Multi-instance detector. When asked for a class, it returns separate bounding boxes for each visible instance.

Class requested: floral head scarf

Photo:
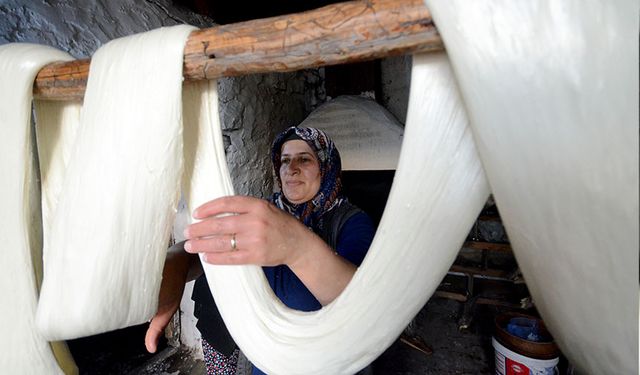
[271,126,345,230]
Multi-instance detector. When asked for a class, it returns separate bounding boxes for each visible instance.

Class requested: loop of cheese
[0,43,78,375]
[425,1,638,373]
[35,25,196,340]
[183,53,489,374]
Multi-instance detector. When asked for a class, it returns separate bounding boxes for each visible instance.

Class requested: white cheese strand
[36,25,196,340]
[34,100,82,255]
[425,1,639,374]
[0,43,77,374]
[183,53,489,374]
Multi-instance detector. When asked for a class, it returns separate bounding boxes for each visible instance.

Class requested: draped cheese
[4,3,633,373]
[35,25,196,340]
[0,43,78,375]
[181,53,489,374]
[425,1,639,373]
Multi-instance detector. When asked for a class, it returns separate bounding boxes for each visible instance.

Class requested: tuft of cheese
[181,53,490,374]
[425,1,639,373]
[0,43,78,375]
[35,25,196,340]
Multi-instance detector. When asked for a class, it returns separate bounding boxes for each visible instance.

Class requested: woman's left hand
[183,195,315,267]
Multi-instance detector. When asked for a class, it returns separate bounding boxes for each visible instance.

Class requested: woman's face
[279,140,322,204]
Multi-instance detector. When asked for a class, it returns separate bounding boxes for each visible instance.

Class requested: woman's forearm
[167,240,202,282]
[286,233,357,306]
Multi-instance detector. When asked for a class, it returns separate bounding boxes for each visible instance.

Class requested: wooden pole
[33,0,442,101]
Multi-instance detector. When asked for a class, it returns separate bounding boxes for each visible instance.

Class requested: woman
[145,127,375,374]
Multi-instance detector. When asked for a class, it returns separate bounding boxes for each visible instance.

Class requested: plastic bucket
[493,337,559,375]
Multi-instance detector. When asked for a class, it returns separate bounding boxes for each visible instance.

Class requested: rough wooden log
[33,0,442,101]
[463,241,512,253]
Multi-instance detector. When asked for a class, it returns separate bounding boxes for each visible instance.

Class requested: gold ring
[230,233,237,251]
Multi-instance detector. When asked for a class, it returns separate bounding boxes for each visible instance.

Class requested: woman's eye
[281,158,290,165]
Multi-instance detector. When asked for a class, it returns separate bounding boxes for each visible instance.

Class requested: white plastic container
[493,337,559,375]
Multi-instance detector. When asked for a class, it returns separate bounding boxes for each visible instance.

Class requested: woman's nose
[287,160,300,174]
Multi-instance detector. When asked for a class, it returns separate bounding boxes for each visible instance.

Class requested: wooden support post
[33,0,442,101]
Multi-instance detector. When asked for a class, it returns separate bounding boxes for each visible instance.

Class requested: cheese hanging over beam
[35,25,196,340]
[182,52,490,374]
[1,0,635,373]
[425,0,639,373]
[0,43,78,375]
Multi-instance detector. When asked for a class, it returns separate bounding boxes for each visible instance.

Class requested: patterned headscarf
[271,126,345,230]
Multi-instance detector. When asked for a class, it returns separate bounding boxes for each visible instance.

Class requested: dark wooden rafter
[32,0,442,101]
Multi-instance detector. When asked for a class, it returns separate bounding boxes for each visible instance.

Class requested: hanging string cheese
[425,1,639,373]
[36,25,196,340]
[34,99,82,253]
[3,4,634,372]
[180,53,489,374]
[0,43,78,374]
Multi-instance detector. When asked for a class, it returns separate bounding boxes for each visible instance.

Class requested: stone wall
[220,69,326,197]
[0,0,212,58]
[380,55,412,125]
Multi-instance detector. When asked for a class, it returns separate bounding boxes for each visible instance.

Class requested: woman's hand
[183,195,357,305]
[183,196,313,267]
[145,241,197,353]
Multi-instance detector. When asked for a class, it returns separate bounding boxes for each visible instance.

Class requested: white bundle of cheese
[0,43,78,374]
[36,25,196,340]
[425,0,639,373]
[184,53,490,374]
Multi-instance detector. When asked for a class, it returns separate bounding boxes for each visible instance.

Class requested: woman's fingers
[184,233,259,265]
[145,318,165,353]
[185,196,269,239]
[184,214,240,240]
[184,234,238,253]
[192,195,260,219]
[202,250,253,265]
[145,296,180,353]
[184,195,306,266]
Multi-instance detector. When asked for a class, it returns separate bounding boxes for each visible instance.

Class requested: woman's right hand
[145,241,196,353]
[183,196,357,305]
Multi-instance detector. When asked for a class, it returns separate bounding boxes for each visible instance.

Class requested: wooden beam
[449,265,511,279]
[32,0,442,101]
[463,241,512,253]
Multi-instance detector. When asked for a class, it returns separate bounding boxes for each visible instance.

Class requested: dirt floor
[68,296,503,375]
[371,298,496,375]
